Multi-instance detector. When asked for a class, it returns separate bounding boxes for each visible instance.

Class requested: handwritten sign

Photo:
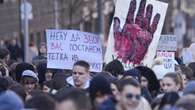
[157,35,177,51]
[46,29,103,72]
[157,51,175,72]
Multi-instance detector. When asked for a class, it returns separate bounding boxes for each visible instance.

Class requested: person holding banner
[66,60,91,90]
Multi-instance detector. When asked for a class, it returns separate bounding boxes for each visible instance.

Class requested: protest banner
[157,35,177,51]
[104,0,168,69]
[156,51,175,72]
[46,29,103,72]
[182,48,193,64]
[182,43,195,64]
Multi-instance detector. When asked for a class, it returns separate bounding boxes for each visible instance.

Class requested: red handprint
[113,0,160,64]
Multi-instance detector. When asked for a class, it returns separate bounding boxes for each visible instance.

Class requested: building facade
[1,0,195,48]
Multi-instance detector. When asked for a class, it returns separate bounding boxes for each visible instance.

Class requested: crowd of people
[1,41,195,110]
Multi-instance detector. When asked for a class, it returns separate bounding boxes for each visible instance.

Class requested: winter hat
[15,62,35,82]
[22,70,39,82]
[98,72,117,83]
[183,81,195,95]
[123,68,141,82]
[89,74,112,103]
[0,90,24,110]
[104,59,124,77]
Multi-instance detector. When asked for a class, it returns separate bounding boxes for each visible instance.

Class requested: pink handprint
[113,0,160,64]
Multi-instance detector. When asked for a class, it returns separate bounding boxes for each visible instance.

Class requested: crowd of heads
[1,43,195,110]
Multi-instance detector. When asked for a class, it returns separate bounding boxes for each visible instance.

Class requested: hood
[66,76,90,89]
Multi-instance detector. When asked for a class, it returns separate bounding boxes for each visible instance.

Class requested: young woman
[162,72,182,93]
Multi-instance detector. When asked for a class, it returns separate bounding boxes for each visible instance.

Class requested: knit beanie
[89,75,112,103]
[104,59,124,77]
[123,68,141,83]
[22,70,39,82]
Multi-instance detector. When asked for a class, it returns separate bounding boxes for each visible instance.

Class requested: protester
[9,84,26,102]
[183,81,195,95]
[66,60,91,90]
[42,80,57,95]
[162,72,182,93]
[0,62,9,77]
[32,42,47,66]
[136,66,160,97]
[0,90,24,110]
[15,62,35,82]
[89,74,115,110]
[45,69,54,81]
[122,68,141,82]
[36,62,47,86]
[55,88,92,110]
[28,41,38,63]
[179,65,194,88]
[6,38,22,61]
[93,71,118,99]
[25,92,55,110]
[174,95,195,110]
[0,77,9,92]
[104,59,124,79]
[158,92,180,110]
[116,78,151,110]
[122,68,153,102]
[110,78,119,98]
[52,72,68,90]
[0,48,10,68]
[20,70,39,97]
[9,62,19,80]
[0,77,24,110]
[152,72,182,110]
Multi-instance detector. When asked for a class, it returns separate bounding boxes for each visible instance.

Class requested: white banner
[46,29,103,72]
[157,51,175,72]
[104,0,168,68]
[157,35,177,51]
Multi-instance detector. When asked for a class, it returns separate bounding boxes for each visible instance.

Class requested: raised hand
[113,0,160,64]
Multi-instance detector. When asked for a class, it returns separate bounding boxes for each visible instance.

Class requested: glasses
[126,93,141,100]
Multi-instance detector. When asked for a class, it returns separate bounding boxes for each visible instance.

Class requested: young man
[66,60,90,89]
[116,78,151,110]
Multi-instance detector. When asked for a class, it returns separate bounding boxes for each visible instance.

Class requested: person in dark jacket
[122,68,153,102]
[89,74,116,110]
[136,66,160,97]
